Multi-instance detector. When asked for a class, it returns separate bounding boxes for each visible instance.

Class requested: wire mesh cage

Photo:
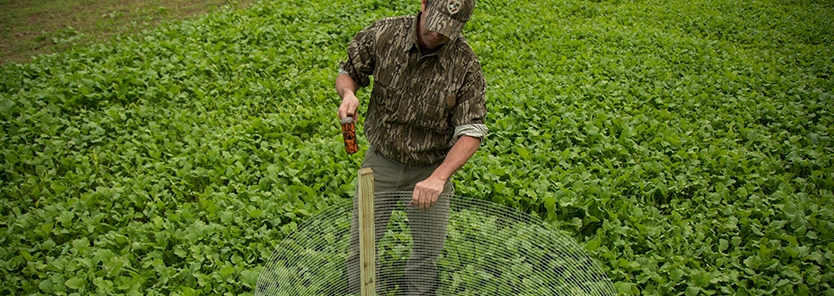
[256,192,616,295]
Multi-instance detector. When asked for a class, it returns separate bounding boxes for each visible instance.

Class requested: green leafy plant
[1,0,832,295]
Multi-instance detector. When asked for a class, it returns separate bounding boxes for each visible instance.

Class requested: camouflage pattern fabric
[339,14,487,166]
[425,0,476,40]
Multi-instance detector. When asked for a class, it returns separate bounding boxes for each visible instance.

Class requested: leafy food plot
[1,0,833,295]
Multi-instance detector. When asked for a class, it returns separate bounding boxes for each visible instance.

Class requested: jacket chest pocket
[373,81,455,133]
[371,81,399,115]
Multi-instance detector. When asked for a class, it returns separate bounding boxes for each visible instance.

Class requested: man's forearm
[336,73,359,99]
[429,135,481,182]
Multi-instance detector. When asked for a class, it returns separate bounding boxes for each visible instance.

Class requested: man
[336,0,486,294]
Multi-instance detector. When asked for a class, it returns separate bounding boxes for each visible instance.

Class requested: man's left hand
[411,177,445,210]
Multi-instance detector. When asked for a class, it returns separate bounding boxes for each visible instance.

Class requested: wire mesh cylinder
[256,192,616,295]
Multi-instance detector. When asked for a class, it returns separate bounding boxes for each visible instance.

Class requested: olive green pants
[346,146,453,295]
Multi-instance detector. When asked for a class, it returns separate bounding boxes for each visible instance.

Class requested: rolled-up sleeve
[338,25,377,88]
[453,123,489,143]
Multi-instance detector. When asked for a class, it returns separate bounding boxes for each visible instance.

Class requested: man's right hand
[337,93,360,121]
[336,73,361,121]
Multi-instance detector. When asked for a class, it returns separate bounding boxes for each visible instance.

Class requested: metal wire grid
[256,192,616,295]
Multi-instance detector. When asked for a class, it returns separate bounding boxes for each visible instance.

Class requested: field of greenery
[1,0,832,295]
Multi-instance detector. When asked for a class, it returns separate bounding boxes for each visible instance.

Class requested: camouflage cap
[425,0,476,40]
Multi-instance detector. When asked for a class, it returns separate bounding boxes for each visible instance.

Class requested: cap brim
[425,5,465,40]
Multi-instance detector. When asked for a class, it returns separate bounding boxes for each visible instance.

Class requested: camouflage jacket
[339,13,487,166]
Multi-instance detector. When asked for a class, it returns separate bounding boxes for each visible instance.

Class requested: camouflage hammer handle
[341,117,359,155]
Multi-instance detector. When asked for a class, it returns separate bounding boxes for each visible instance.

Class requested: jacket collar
[406,12,455,68]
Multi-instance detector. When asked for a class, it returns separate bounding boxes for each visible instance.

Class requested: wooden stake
[357,168,375,296]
